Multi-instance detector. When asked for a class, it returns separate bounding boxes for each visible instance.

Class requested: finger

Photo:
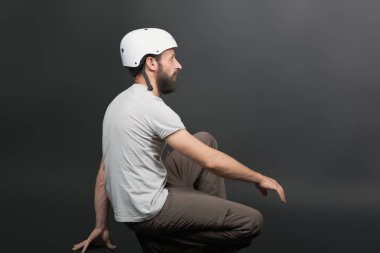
[276,186,286,203]
[106,240,117,249]
[279,185,286,202]
[72,241,85,251]
[81,241,90,253]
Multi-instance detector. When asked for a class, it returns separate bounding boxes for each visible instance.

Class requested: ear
[145,56,158,72]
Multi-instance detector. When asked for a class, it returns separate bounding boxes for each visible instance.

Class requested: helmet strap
[142,66,153,91]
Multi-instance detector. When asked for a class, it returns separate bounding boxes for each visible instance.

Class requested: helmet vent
[121,48,124,53]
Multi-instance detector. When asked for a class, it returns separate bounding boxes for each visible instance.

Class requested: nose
[175,58,182,70]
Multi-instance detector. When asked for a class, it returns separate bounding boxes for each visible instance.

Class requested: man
[73,28,286,253]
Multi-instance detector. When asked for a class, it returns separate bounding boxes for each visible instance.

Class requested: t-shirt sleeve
[145,100,186,140]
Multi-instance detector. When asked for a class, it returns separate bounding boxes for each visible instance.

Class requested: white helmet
[120,28,178,67]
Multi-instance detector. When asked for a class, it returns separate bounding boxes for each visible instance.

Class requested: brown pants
[125,132,263,253]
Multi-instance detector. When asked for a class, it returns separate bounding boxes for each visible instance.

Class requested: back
[102,83,185,222]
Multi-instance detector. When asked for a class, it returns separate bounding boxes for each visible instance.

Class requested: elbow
[203,160,214,170]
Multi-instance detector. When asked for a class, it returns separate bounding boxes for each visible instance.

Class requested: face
[155,49,182,95]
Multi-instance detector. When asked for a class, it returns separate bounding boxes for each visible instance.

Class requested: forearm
[207,150,264,183]
[94,159,109,229]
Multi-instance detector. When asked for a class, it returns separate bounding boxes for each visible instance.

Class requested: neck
[135,74,160,97]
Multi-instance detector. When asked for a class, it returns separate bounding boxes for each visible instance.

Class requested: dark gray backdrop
[1,0,380,252]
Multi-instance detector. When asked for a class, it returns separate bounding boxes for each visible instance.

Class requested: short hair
[126,54,161,77]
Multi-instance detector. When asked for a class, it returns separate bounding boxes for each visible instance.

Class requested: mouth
[173,72,179,80]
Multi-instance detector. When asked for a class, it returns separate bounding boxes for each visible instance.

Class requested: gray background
[1,0,380,252]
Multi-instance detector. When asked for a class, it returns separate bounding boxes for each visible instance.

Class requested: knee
[194,131,218,148]
[239,209,263,240]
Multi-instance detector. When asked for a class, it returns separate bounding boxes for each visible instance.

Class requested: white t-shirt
[102,83,186,222]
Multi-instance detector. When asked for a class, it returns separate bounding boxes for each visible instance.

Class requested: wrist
[255,173,265,183]
[95,221,107,230]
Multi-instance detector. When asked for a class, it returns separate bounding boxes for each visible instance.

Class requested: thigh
[163,131,227,200]
[160,188,263,249]
[126,187,262,252]
[159,187,230,232]
[126,187,228,234]
[163,131,218,189]
[127,187,259,235]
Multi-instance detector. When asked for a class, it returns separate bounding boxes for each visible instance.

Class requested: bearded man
[73,28,286,253]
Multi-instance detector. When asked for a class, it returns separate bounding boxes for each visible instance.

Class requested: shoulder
[147,99,182,123]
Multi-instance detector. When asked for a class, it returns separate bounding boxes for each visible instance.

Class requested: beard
[156,66,179,95]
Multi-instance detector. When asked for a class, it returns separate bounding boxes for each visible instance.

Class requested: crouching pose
[73,28,286,253]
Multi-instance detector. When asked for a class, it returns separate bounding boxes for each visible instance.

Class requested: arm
[165,129,286,203]
[94,159,109,229]
[72,159,117,252]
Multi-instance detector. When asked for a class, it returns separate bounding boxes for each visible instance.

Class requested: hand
[255,175,286,203]
[72,227,117,253]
